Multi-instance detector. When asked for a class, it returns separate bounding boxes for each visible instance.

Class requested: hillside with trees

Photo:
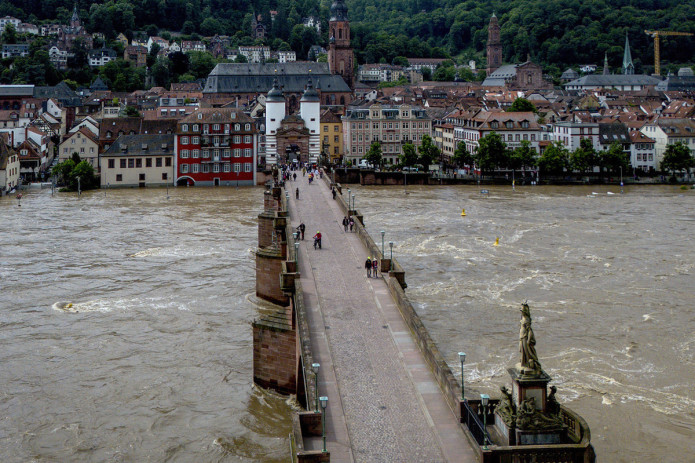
[1,0,694,75]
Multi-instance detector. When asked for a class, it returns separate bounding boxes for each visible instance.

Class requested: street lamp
[320,396,328,452]
[620,165,624,193]
[312,363,320,412]
[480,394,490,450]
[76,175,81,196]
[347,188,351,209]
[351,194,355,211]
[389,241,393,271]
[458,352,466,400]
[295,242,299,264]
[380,231,385,259]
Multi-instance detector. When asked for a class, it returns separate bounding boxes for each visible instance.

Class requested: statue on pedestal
[517,302,541,376]
[497,385,516,427]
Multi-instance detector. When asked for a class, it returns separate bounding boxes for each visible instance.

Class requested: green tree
[452,142,473,168]
[457,67,476,82]
[507,98,537,113]
[364,141,383,168]
[233,54,248,63]
[392,56,409,67]
[52,159,76,185]
[417,135,440,172]
[538,141,570,176]
[600,141,629,175]
[570,138,597,174]
[71,160,98,191]
[399,143,418,167]
[475,132,507,175]
[147,42,160,68]
[421,67,432,81]
[188,51,217,79]
[660,142,693,177]
[124,106,141,117]
[510,140,538,174]
[2,23,17,44]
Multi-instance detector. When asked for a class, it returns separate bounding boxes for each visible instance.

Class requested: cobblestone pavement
[287,172,476,463]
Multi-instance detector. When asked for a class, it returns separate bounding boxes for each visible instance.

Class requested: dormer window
[245,123,251,131]
[505,121,513,129]
[490,122,499,129]
[235,124,240,131]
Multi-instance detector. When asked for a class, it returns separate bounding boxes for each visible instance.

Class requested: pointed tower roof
[301,76,320,102]
[71,3,79,22]
[622,33,634,75]
[266,76,285,102]
[603,53,609,75]
[330,0,349,22]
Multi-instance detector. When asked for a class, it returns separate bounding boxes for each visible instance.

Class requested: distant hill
[3,0,694,74]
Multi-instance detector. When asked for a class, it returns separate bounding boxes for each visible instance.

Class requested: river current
[0,188,292,462]
[1,185,693,462]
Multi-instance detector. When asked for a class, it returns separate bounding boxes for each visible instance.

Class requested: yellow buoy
[66,303,73,308]
[493,237,499,246]
[461,208,466,216]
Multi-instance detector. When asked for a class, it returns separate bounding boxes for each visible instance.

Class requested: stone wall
[252,308,297,394]
[256,244,289,306]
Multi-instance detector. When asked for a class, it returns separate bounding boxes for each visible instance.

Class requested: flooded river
[0,187,292,462]
[2,184,693,462]
[358,184,695,463]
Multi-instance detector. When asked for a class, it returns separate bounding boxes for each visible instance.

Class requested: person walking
[295,187,299,199]
[342,216,349,232]
[365,256,372,278]
[349,217,354,232]
[293,172,297,181]
[372,257,378,278]
[299,223,305,240]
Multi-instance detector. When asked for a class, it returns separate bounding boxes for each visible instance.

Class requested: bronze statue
[516,396,564,430]
[518,302,541,374]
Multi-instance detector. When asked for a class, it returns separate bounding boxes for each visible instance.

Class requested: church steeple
[328,0,354,88]
[622,33,634,75]
[603,52,609,75]
[70,3,81,28]
[486,13,502,76]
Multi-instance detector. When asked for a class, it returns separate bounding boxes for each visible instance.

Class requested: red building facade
[175,108,257,186]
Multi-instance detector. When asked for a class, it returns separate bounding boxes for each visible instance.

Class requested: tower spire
[622,33,634,75]
[603,52,609,75]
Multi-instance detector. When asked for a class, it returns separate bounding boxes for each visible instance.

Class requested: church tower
[328,0,354,88]
[622,33,634,75]
[486,13,502,76]
[70,4,81,28]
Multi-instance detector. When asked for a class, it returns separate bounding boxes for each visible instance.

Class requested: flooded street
[358,184,695,462]
[0,187,292,462]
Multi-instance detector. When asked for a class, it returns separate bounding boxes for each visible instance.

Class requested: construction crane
[644,30,694,76]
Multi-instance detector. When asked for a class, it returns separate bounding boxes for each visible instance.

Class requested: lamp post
[389,241,393,271]
[458,352,466,400]
[295,242,299,264]
[480,394,490,450]
[351,194,355,211]
[76,175,81,196]
[380,230,385,259]
[320,396,328,452]
[620,165,623,193]
[312,363,320,412]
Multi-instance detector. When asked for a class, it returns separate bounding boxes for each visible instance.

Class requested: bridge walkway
[287,172,476,463]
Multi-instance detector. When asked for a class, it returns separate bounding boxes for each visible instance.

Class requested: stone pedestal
[509,368,551,412]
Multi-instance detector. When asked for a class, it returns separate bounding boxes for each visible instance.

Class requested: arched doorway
[176,176,195,186]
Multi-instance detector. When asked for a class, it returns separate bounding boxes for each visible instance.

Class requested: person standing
[365,256,372,278]
[342,216,349,232]
[372,258,378,278]
[349,217,354,232]
[299,223,305,240]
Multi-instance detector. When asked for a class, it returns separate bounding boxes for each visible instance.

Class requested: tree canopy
[660,142,694,175]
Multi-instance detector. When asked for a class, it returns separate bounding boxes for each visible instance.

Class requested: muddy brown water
[2,184,694,462]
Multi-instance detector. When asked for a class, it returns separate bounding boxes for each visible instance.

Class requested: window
[165,158,172,167]
[192,136,199,144]
[146,158,152,167]
[181,136,189,144]
[135,159,142,168]
[234,149,241,157]
[120,159,126,168]
[162,173,168,180]
[192,124,199,132]
[334,126,338,132]
[245,162,252,172]
[181,150,189,158]
[334,136,339,143]
[139,173,145,181]
[244,135,251,143]
[223,149,231,158]
[108,159,115,168]
[156,157,162,167]
[116,174,122,181]
[180,164,189,173]
[244,148,251,156]
[324,126,328,132]
[202,164,209,173]
[213,163,220,173]
[192,164,199,173]
[213,124,220,131]
[192,149,199,158]
[223,163,231,172]
[245,123,250,131]
[233,135,241,144]
[128,159,134,168]
[234,124,240,131]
